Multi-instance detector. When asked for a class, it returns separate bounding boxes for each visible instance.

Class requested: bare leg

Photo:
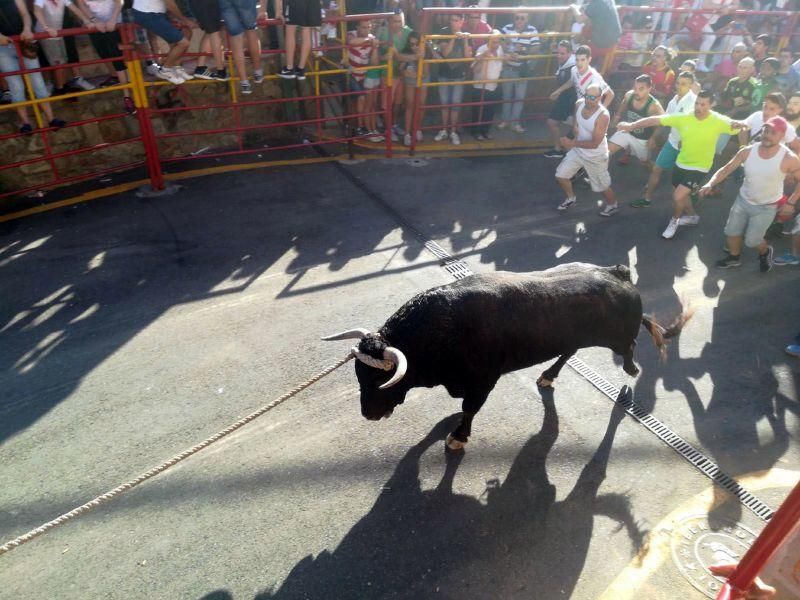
[602,187,616,206]
[245,29,262,73]
[284,24,297,69]
[297,26,312,70]
[557,176,574,200]
[230,34,247,80]
[672,184,692,219]
[162,38,190,68]
[644,165,663,201]
[547,118,564,150]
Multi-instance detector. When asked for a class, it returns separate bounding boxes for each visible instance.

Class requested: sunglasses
[585,94,599,101]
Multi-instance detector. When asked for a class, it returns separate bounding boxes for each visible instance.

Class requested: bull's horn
[379,346,408,389]
[321,328,371,341]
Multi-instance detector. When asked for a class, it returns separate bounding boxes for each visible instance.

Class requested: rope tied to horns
[0,352,355,557]
[351,346,394,370]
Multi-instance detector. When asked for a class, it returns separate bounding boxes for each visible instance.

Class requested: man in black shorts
[544,40,576,159]
[189,0,228,81]
[277,0,322,80]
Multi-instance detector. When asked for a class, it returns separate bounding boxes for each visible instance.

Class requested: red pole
[716,481,800,600]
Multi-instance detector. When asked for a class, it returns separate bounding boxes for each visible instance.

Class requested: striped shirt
[500,23,539,68]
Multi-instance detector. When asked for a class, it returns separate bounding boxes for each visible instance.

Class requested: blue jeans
[437,77,465,110]
[0,44,50,104]
[500,66,528,123]
[219,0,257,36]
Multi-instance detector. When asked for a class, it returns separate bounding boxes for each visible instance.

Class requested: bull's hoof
[446,434,466,451]
[537,375,554,388]
[623,363,640,377]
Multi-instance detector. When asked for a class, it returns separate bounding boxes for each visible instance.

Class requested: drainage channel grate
[331,158,774,522]
[568,356,774,522]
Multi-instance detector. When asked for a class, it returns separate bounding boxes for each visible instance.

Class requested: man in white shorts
[699,116,800,272]
[555,83,618,216]
[608,74,664,166]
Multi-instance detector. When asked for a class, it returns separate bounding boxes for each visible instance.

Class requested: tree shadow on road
[244,391,644,600]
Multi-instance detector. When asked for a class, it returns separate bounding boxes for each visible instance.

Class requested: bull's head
[322,328,408,421]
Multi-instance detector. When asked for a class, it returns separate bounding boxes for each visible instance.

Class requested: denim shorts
[655,141,680,170]
[220,0,257,36]
[131,9,184,45]
[724,194,778,248]
[437,77,465,108]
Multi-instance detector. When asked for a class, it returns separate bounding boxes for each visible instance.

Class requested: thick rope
[0,353,354,557]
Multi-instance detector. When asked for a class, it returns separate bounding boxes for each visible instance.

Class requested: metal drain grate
[568,356,774,522]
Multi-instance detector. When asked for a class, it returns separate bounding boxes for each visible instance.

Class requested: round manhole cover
[670,514,760,598]
[406,158,429,167]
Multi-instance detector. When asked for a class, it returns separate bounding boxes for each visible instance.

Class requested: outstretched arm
[617,115,663,132]
[699,146,750,195]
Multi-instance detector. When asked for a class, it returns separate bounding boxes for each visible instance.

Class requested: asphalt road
[1,153,798,599]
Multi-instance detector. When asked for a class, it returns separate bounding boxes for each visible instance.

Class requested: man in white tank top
[698,116,800,272]
[554,84,619,216]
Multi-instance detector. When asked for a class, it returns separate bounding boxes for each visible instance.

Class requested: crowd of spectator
[2,0,800,265]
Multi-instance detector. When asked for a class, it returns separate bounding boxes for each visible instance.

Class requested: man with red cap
[698,116,800,272]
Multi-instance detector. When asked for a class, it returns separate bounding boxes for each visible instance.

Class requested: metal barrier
[1,4,799,203]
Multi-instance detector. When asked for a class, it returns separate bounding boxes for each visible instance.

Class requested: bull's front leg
[537,351,576,388]
[447,389,491,451]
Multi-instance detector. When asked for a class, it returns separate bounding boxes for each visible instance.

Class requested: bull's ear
[321,328,371,341]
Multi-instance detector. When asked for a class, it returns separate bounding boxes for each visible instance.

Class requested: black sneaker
[294,67,306,81]
[19,123,33,135]
[278,67,296,79]
[212,69,230,81]
[715,254,742,269]
[759,245,774,273]
[194,66,215,80]
[48,118,67,130]
[543,148,565,158]
[355,126,368,136]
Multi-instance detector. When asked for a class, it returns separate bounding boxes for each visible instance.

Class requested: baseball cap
[764,116,788,135]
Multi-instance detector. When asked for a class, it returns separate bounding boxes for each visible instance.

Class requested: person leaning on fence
[433,12,471,146]
[0,0,66,133]
[631,70,698,208]
[220,0,264,93]
[608,74,665,167]
[346,19,381,140]
[74,0,136,115]
[498,11,539,134]
[618,89,747,239]
[378,10,412,143]
[277,0,322,81]
[185,0,229,84]
[702,116,800,272]
[544,39,576,159]
[463,6,490,54]
[131,0,195,85]
[400,30,431,146]
[32,0,96,94]
[469,30,503,141]
[555,83,619,217]
[573,0,620,69]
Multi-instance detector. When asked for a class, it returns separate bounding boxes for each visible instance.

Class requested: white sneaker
[558,197,576,211]
[450,131,461,145]
[367,130,384,142]
[434,129,448,142]
[403,133,411,146]
[662,217,680,239]
[71,76,95,91]
[678,214,700,226]
[156,67,185,85]
[510,123,526,133]
[174,66,194,81]
[497,121,508,129]
[416,130,423,142]
[145,63,161,77]
[599,203,619,217]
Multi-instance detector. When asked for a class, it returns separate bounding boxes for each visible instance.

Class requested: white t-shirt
[666,90,697,148]
[571,65,609,99]
[744,111,798,145]
[472,45,504,91]
[133,0,166,13]
[33,0,73,30]
[83,0,119,22]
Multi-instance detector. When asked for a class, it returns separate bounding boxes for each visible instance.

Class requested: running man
[630,70,697,208]
[608,74,664,166]
[555,83,618,216]
[617,90,747,239]
[700,116,800,272]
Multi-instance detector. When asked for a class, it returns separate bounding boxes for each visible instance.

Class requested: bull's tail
[641,302,694,360]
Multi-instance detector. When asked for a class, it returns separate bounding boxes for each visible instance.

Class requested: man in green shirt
[618,90,746,239]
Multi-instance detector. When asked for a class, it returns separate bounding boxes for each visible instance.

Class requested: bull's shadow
[254,392,644,599]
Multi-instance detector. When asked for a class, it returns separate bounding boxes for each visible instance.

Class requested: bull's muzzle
[322,328,408,389]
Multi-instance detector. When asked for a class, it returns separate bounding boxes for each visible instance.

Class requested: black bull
[324,263,690,450]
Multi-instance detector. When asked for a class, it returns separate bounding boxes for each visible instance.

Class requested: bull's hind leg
[537,351,576,388]
[447,388,492,451]
[620,340,639,377]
